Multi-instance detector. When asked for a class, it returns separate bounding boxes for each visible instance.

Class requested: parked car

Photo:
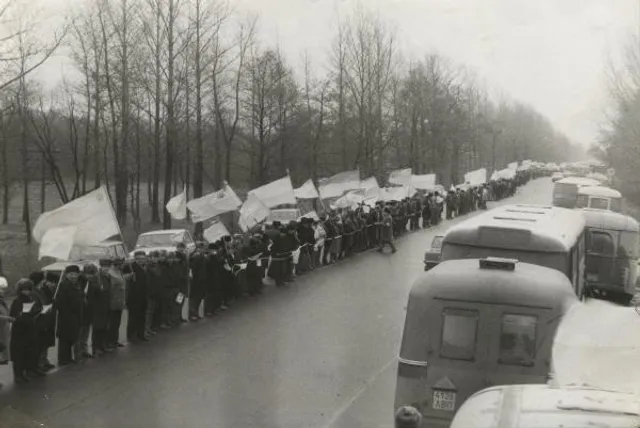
[551,171,564,182]
[42,240,129,280]
[130,229,196,257]
[423,235,444,271]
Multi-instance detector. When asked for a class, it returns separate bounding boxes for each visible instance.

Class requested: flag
[166,186,188,220]
[294,179,319,199]
[203,221,231,243]
[360,177,379,190]
[490,170,500,182]
[464,168,487,186]
[334,191,364,209]
[32,186,120,246]
[389,168,412,185]
[508,161,518,171]
[187,184,242,223]
[381,187,406,202]
[318,170,360,199]
[38,226,78,260]
[239,194,271,232]
[411,174,436,190]
[248,176,296,208]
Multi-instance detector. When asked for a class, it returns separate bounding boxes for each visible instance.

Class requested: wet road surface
[0,178,553,428]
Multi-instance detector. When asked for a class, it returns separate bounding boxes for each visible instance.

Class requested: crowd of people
[0,174,536,388]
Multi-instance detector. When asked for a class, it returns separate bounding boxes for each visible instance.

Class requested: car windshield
[136,232,183,248]
[68,245,112,261]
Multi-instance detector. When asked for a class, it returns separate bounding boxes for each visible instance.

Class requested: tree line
[0,0,582,240]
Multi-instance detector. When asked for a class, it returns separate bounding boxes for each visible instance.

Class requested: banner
[318,170,361,199]
[334,191,364,209]
[203,221,231,243]
[411,174,436,190]
[388,168,412,185]
[381,187,406,202]
[360,177,379,191]
[38,225,79,260]
[187,184,242,223]
[508,161,518,171]
[33,186,120,247]
[165,186,188,220]
[498,168,516,180]
[249,176,297,208]
[238,194,271,232]
[464,168,487,186]
[294,179,319,199]
[490,170,500,182]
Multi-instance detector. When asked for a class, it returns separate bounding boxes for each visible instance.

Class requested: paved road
[0,178,553,428]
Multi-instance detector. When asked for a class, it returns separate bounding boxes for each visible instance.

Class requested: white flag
[38,225,78,260]
[249,176,297,208]
[360,177,379,191]
[464,168,487,186]
[490,170,500,181]
[411,174,436,190]
[389,168,412,185]
[32,186,120,246]
[187,184,242,223]
[203,221,230,243]
[294,179,319,199]
[166,186,188,220]
[239,194,271,232]
[508,161,518,171]
[318,170,361,199]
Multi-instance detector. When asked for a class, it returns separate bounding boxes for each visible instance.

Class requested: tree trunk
[1,113,8,224]
[40,154,46,213]
[162,0,176,230]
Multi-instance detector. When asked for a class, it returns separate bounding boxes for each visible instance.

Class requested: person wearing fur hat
[378,208,397,253]
[394,406,422,428]
[0,276,12,367]
[55,265,84,366]
[10,278,43,383]
[30,271,56,370]
[88,260,112,355]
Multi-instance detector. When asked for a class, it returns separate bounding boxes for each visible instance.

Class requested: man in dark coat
[10,279,44,383]
[88,260,112,355]
[29,271,56,371]
[126,252,148,342]
[75,265,96,361]
[107,258,127,348]
[55,265,84,366]
[189,243,208,321]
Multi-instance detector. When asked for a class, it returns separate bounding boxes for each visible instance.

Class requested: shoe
[189,316,199,322]
[43,362,55,370]
[82,352,93,359]
[0,360,8,365]
[116,343,125,348]
[180,318,188,323]
[27,369,46,377]
[160,323,171,330]
[58,360,73,367]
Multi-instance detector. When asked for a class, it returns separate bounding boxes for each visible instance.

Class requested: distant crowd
[0,172,541,387]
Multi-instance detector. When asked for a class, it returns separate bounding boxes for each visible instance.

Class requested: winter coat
[87,273,111,330]
[10,294,39,362]
[55,278,84,342]
[0,297,10,360]
[108,268,127,311]
[189,251,208,299]
[127,263,148,310]
[32,282,56,347]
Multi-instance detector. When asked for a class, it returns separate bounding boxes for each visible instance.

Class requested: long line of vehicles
[405,160,640,427]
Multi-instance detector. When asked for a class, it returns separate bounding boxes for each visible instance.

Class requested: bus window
[576,194,589,208]
[588,231,615,255]
[610,199,623,213]
[618,232,639,259]
[589,197,609,210]
[440,309,478,361]
[498,314,537,367]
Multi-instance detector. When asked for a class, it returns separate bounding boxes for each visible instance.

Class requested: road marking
[319,357,396,428]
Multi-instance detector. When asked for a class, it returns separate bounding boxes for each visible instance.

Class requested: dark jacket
[55,278,84,342]
[10,294,39,361]
[127,263,148,309]
[87,272,111,330]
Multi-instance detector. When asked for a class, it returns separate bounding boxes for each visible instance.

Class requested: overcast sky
[38,0,639,146]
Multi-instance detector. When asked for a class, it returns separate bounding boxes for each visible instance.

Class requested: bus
[576,186,623,212]
[395,258,577,427]
[581,208,639,305]
[552,177,600,208]
[440,204,587,298]
[449,384,640,428]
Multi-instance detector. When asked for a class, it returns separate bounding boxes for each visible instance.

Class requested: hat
[99,259,112,267]
[29,271,44,285]
[15,278,34,293]
[64,265,81,274]
[394,406,422,428]
[114,257,125,265]
[83,264,98,274]
[134,250,146,257]
[0,276,8,292]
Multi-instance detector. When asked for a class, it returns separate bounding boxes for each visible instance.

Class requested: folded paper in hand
[22,302,35,314]
[175,293,185,305]
[41,304,52,314]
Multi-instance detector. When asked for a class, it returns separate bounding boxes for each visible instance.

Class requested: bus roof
[408,259,575,306]
[581,209,640,232]
[450,384,640,428]
[555,176,600,186]
[443,204,586,252]
[577,185,622,198]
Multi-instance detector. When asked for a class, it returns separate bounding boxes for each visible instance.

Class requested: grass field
[0,181,200,290]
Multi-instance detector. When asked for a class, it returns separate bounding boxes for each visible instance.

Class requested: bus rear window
[440,309,478,361]
[499,314,537,367]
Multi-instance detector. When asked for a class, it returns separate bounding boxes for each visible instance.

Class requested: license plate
[432,390,456,411]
